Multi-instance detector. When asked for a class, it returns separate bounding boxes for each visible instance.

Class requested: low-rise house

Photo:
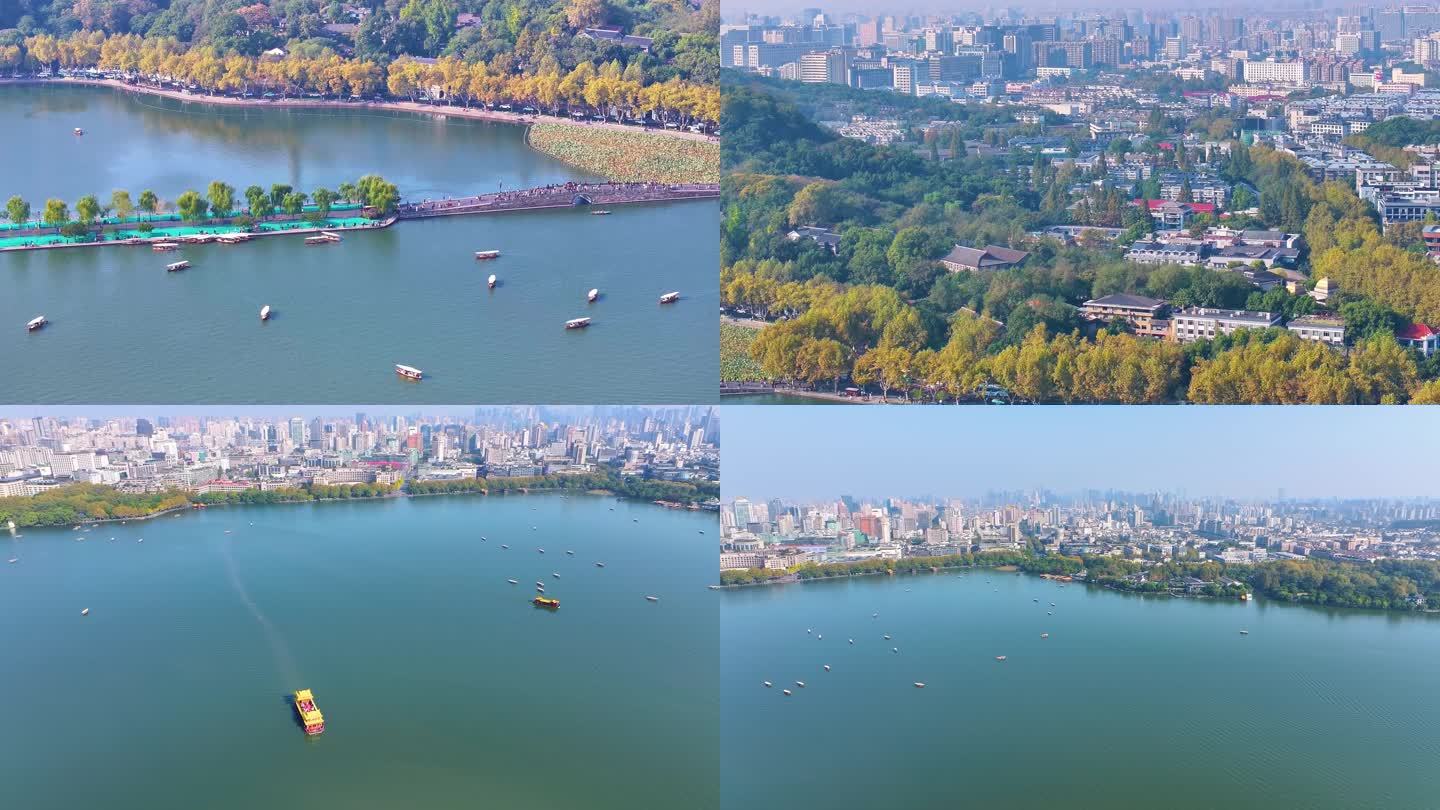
[1204,243,1300,269]
[1080,293,1170,338]
[1398,323,1440,356]
[786,225,841,253]
[1125,240,1205,265]
[1171,307,1281,342]
[940,243,1029,272]
[579,26,654,50]
[1286,315,1346,346]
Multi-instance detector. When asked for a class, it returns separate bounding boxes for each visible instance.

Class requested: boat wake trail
[219,539,300,686]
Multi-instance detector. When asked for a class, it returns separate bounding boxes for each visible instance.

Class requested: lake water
[0,85,718,403]
[721,569,1440,809]
[0,494,718,810]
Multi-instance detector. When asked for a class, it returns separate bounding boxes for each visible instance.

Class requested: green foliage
[720,322,768,381]
[0,484,191,527]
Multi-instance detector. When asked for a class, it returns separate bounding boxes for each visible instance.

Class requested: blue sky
[721,406,1440,500]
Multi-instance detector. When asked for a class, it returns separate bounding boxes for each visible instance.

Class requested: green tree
[5,195,30,225]
[110,190,134,221]
[269,184,293,211]
[137,190,158,217]
[245,185,271,220]
[175,190,209,223]
[311,187,337,220]
[281,191,308,216]
[207,181,236,219]
[355,174,400,215]
[75,194,101,225]
[41,198,68,231]
[337,182,358,203]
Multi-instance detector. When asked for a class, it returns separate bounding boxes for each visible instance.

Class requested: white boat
[595,562,605,568]
[762,681,772,688]
[165,260,191,272]
[848,639,853,644]
[589,210,611,215]
[304,233,339,246]
[151,242,180,252]
[565,317,591,329]
[26,315,47,331]
[914,682,926,688]
[216,233,251,244]
[823,665,830,671]
[658,291,680,304]
[73,127,84,135]
[487,274,497,288]
[7,559,16,564]
[552,573,560,578]
[535,581,545,587]
[474,250,501,260]
[1041,633,1049,639]
[587,288,599,302]
[565,550,574,555]
[395,364,423,381]
[259,305,271,321]
[782,689,792,696]
[883,635,890,640]
[644,595,658,602]
[81,608,89,616]
[501,544,509,549]
[1240,630,1249,635]
[507,579,518,584]
[794,681,805,688]
[995,655,1007,661]
[319,231,343,242]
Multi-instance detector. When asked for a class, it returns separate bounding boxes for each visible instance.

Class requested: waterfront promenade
[398,182,719,218]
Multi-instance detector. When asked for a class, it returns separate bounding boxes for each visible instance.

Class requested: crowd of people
[397,181,717,215]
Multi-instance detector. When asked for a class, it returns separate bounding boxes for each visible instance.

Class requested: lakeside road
[0,77,718,143]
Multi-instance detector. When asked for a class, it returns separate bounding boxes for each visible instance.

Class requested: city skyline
[722,406,1440,500]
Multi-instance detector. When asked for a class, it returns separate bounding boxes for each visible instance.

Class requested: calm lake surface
[721,570,1440,809]
[1,495,718,810]
[0,85,718,403]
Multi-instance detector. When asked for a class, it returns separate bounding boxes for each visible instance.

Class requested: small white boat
[587,288,599,302]
[644,595,659,602]
[794,681,805,688]
[552,573,560,578]
[995,656,1007,661]
[7,558,16,564]
[501,544,509,549]
[73,127,84,135]
[535,585,545,592]
[565,550,574,555]
[595,562,605,568]
[883,634,891,640]
[659,291,680,304]
[507,579,518,584]
[823,665,830,671]
[892,647,899,653]
[565,317,592,329]
[782,689,792,696]
[698,530,705,534]
[26,315,47,331]
[487,274,497,288]
[151,242,180,252]
[474,250,501,260]
[166,260,190,272]
[260,305,271,321]
[914,682,925,688]
[395,364,424,381]
[848,639,853,644]
[536,581,545,587]
[81,608,89,616]
[806,629,811,634]
[137,538,143,543]
[762,681,772,688]
[1240,630,1249,635]
[817,635,822,640]
[1041,633,1049,639]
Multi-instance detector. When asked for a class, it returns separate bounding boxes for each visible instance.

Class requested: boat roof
[295,689,313,700]
[27,316,45,323]
[395,364,422,373]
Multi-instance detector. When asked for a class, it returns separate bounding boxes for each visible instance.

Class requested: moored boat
[394,364,424,381]
[260,305,271,321]
[474,250,501,260]
[293,689,325,736]
[658,291,680,304]
[151,242,180,252]
[26,315,47,331]
[304,234,339,246]
[565,317,592,329]
[166,260,190,272]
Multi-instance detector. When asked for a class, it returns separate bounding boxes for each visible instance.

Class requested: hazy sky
[722,406,1440,501]
[0,405,685,420]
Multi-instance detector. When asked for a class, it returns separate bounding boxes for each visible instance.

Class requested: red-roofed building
[1134,199,1216,229]
[1398,323,1440,356]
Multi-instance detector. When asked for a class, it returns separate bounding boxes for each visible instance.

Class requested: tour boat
[81,608,89,616]
[501,544,509,549]
[763,681,772,688]
[883,635,891,640]
[914,682,925,688]
[644,595,659,602]
[795,681,805,688]
[151,242,180,252]
[533,596,560,609]
[552,572,560,578]
[782,689,792,696]
[166,260,190,272]
[590,210,610,215]
[319,231,343,242]
[823,665,830,671]
[474,250,501,260]
[304,235,337,246]
[216,233,251,244]
[293,689,325,736]
[487,274,497,288]
[26,315,47,331]
[507,579,518,584]
[73,127,84,135]
[394,364,424,381]
[1041,633,1049,639]
[260,305,271,321]
[535,585,545,593]
[995,656,1007,661]
[565,317,591,329]
[658,291,680,304]
[1240,630,1249,635]
[587,288,599,302]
